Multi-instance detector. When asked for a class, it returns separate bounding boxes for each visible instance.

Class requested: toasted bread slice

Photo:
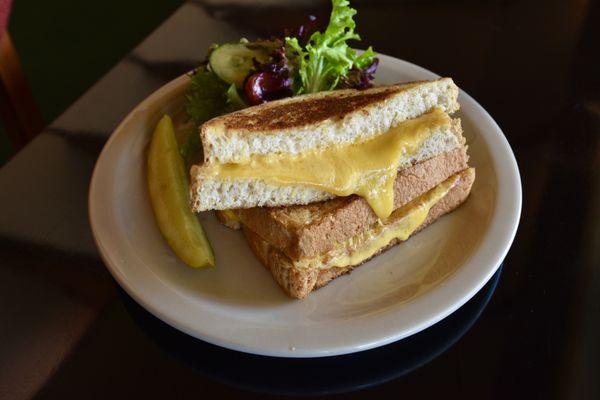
[191,116,463,212]
[231,145,469,260]
[200,78,459,164]
[243,168,475,299]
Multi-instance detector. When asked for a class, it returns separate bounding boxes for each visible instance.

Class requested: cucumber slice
[209,43,269,88]
[147,115,215,268]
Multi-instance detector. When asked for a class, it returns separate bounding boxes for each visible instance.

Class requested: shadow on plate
[119,266,502,396]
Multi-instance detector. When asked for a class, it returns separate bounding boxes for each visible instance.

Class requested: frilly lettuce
[183,67,245,167]
[285,0,376,94]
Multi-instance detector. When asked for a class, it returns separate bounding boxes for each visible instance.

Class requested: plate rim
[89,53,521,357]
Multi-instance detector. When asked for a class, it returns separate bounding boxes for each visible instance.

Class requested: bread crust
[237,146,469,260]
[243,168,475,299]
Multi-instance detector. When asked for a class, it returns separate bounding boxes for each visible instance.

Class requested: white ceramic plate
[89,53,521,358]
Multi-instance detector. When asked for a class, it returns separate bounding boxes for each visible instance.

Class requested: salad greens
[286,0,375,94]
[185,67,228,126]
[183,0,377,136]
[181,67,246,166]
[184,67,245,126]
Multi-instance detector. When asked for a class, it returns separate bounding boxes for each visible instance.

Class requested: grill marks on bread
[223,91,395,131]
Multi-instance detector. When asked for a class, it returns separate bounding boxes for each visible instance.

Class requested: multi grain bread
[200,78,459,164]
[243,168,475,299]
[190,114,464,212]
[232,145,469,260]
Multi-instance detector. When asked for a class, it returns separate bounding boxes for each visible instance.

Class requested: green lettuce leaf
[225,83,247,111]
[185,67,247,125]
[183,68,247,167]
[285,0,375,94]
[184,67,229,125]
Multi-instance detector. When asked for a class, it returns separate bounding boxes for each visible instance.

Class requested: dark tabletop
[1,0,599,399]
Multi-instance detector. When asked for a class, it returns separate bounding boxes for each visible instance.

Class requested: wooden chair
[0,31,44,153]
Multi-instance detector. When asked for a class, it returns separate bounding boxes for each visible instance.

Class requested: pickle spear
[147,115,215,268]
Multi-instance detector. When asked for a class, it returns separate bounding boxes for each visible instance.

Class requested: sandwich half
[218,146,474,298]
[190,78,460,218]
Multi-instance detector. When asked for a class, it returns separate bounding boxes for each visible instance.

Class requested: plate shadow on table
[118,266,502,396]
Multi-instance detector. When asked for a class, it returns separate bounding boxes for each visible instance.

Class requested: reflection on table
[120,266,502,396]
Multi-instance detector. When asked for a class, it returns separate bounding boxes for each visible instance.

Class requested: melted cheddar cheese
[199,108,451,219]
[317,173,459,270]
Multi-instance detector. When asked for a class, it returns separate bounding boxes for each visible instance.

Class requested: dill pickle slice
[147,115,215,268]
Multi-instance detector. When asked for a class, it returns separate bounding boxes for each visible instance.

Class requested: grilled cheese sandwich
[191,78,475,298]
